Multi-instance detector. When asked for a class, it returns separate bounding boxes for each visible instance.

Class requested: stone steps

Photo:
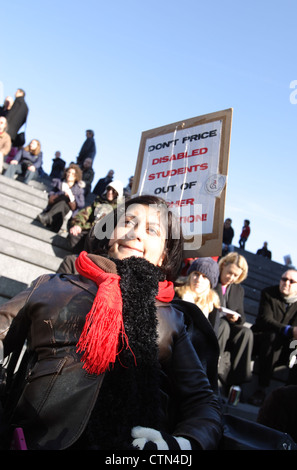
[0,173,292,424]
[0,174,71,303]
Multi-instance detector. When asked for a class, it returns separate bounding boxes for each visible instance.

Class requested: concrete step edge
[0,237,63,270]
[0,215,71,250]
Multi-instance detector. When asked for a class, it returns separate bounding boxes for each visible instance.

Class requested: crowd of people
[0,88,134,238]
[222,217,273,261]
[0,90,297,450]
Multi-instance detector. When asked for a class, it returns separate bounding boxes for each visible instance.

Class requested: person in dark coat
[0,195,222,450]
[256,242,272,260]
[6,89,29,145]
[81,157,95,196]
[93,169,114,196]
[49,151,66,179]
[249,269,297,406]
[215,252,253,391]
[222,218,234,256]
[76,129,96,168]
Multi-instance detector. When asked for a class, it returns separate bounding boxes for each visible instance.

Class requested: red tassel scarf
[75,251,174,375]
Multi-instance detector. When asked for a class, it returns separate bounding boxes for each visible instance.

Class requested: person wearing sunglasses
[249,269,297,406]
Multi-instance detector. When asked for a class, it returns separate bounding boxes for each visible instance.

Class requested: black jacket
[215,281,246,325]
[0,257,222,450]
[50,158,66,179]
[172,299,220,393]
[6,96,29,141]
[252,285,297,338]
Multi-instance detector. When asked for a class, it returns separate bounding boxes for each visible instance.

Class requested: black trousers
[218,318,253,386]
[44,200,71,232]
[253,331,297,387]
[68,230,88,254]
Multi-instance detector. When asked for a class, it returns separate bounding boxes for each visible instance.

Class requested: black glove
[131,426,192,450]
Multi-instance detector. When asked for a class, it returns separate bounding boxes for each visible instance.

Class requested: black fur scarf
[75,256,164,450]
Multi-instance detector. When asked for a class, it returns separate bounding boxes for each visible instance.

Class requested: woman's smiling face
[108,203,167,267]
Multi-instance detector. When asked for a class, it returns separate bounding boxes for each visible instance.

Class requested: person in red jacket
[239,219,250,249]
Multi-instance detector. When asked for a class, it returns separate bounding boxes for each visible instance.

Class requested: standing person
[76,129,96,168]
[68,180,123,253]
[0,195,222,450]
[6,89,29,145]
[215,252,253,393]
[239,219,250,249]
[249,269,297,406]
[4,139,42,184]
[0,117,11,174]
[81,157,95,197]
[93,169,114,196]
[37,163,85,232]
[222,218,234,256]
[49,151,66,179]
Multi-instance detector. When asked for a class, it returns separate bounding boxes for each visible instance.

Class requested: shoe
[248,389,266,407]
[37,213,49,226]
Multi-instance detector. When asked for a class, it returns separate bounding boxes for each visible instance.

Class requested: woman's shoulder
[156,300,186,332]
[73,182,85,194]
[230,282,244,294]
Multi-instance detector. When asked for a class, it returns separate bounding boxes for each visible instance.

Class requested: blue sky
[1,0,297,266]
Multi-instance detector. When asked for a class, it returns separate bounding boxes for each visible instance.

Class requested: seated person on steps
[68,180,123,254]
[249,268,297,406]
[37,163,85,233]
[4,139,42,184]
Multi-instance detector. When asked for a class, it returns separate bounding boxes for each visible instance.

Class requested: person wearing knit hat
[175,257,221,334]
[187,257,220,289]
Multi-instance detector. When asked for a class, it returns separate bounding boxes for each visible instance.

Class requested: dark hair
[17,88,26,97]
[90,194,184,281]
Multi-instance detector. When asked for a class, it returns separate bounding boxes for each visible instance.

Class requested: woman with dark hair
[0,195,222,450]
[4,139,42,184]
[37,163,85,233]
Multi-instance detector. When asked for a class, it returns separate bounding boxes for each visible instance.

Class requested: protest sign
[132,109,233,257]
